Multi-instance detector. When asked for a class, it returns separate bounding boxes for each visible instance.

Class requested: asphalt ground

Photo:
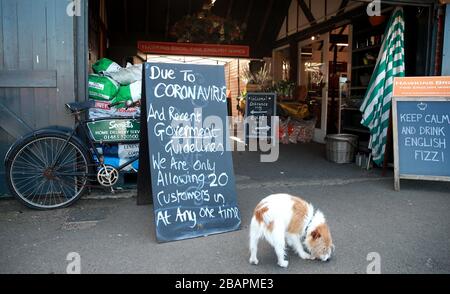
[1,144,449,274]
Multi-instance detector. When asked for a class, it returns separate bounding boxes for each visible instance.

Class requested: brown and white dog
[249,194,334,268]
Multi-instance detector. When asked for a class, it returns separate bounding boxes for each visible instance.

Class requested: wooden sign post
[392,77,450,191]
[143,62,241,242]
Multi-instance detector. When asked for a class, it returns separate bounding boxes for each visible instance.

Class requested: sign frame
[392,96,450,191]
[142,62,241,242]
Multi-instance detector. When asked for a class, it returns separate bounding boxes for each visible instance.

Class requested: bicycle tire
[5,130,93,210]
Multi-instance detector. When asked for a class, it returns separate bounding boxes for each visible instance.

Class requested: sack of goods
[88,74,120,101]
[88,100,140,119]
[92,58,122,74]
[111,81,142,108]
[104,63,143,85]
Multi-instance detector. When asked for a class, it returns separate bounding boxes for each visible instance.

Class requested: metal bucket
[325,134,359,164]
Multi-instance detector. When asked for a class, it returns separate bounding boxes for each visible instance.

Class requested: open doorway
[298,26,349,143]
[299,34,329,143]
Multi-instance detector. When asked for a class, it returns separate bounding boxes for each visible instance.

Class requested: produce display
[279,117,316,144]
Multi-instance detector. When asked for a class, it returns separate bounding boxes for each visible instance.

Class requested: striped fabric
[360,8,405,166]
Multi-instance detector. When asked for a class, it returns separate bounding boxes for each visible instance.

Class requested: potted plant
[241,63,272,93]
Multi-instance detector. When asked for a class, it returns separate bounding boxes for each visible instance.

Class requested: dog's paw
[278,260,289,268]
[249,257,259,265]
[299,252,312,260]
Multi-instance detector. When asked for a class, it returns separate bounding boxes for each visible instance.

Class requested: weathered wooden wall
[0,0,87,196]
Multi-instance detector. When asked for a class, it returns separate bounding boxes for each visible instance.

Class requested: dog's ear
[311,229,321,240]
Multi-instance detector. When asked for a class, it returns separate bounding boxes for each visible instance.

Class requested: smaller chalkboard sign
[392,77,450,191]
[245,93,276,139]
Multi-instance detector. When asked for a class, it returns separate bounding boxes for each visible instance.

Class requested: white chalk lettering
[401,126,416,135]
[425,114,450,124]
[157,189,210,206]
[152,153,167,170]
[175,208,197,228]
[400,113,422,123]
[168,106,202,123]
[149,66,175,80]
[414,150,444,162]
[170,158,188,171]
[214,193,225,205]
[164,140,224,156]
[404,137,446,149]
[193,159,216,174]
[147,104,166,122]
[153,83,227,103]
[217,206,240,220]
[156,170,206,188]
[180,70,196,83]
[156,210,171,227]
[199,207,215,218]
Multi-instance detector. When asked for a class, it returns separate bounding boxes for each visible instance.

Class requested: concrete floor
[1,143,449,274]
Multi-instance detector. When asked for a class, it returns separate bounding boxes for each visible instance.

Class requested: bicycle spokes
[9,137,89,209]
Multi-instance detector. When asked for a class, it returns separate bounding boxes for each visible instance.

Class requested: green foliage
[271,80,296,97]
[170,13,244,44]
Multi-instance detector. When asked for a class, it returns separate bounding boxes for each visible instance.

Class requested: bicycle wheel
[6,132,92,210]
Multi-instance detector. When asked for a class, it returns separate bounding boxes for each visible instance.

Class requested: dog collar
[300,211,315,255]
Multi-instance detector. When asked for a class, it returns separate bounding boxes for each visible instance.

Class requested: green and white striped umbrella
[360,8,405,166]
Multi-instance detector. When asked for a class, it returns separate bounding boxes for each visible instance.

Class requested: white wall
[277,0,364,41]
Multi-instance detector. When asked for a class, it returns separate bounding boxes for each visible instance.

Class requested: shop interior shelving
[341,12,391,143]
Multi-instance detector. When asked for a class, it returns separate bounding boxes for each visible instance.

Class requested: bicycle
[4,100,141,210]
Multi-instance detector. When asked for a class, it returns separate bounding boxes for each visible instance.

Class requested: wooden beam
[123,0,128,33]
[289,41,298,82]
[0,70,57,88]
[275,4,367,48]
[330,26,347,51]
[243,0,254,26]
[227,0,234,19]
[286,0,289,36]
[0,101,33,139]
[165,0,171,39]
[337,0,350,15]
[145,0,150,35]
[256,0,274,46]
[297,0,316,25]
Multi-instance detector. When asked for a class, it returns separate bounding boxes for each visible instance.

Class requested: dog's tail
[251,203,275,235]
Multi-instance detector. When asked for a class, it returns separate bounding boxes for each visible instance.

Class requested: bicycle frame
[58,111,140,177]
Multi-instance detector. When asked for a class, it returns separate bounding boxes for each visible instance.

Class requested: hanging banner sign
[143,62,241,242]
[392,76,450,191]
[138,41,250,58]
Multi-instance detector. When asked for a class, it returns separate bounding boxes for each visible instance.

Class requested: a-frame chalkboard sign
[392,77,450,191]
[141,62,241,242]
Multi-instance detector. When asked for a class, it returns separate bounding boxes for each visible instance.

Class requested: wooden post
[382,108,393,177]
[137,65,153,205]
[391,97,400,191]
